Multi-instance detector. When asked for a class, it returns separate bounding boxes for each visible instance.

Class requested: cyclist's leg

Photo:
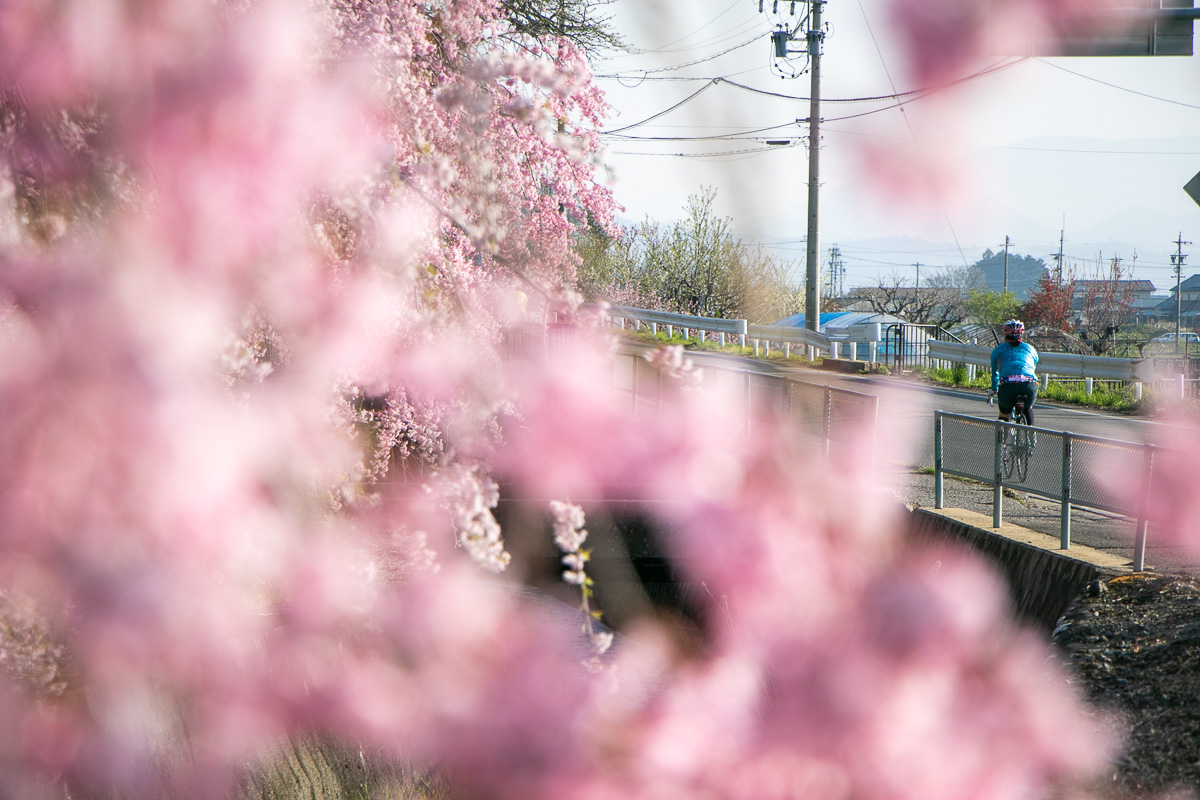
[1022,383,1037,426]
[996,383,1018,421]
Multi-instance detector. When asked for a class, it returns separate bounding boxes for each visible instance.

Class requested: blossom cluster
[0,1,1166,799]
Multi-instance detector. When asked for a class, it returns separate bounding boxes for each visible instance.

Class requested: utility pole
[914,262,921,319]
[1173,233,1190,346]
[1056,230,1065,285]
[803,0,825,333]
[826,244,844,302]
[1002,235,1010,295]
[759,0,824,330]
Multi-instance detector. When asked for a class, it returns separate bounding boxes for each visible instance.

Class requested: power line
[610,142,801,159]
[599,33,761,77]
[613,2,758,56]
[856,0,969,271]
[603,80,719,134]
[601,121,800,141]
[599,60,1030,143]
[822,126,1200,155]
[1037,60,1200,111]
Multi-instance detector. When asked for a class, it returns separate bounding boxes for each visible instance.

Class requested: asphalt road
[775,363,1199,574]
[620,345,1198,573]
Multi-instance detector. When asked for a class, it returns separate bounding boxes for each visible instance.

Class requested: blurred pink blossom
[0,1,1132,799]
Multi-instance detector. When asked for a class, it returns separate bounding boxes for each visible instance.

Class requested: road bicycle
[989,394,1034,482]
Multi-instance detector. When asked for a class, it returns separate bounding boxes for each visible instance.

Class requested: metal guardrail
[927,340,1156,383]
[595,304,834,356]
[616,350,879,460]
[933,410,1158,570]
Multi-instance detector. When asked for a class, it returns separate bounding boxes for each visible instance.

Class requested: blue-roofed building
[769,311,920,364]
[771,311,908,337]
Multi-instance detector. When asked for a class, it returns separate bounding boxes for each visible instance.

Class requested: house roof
[1177,274,1200,292]
[771,311,908,329]
[1073,279,1156,292]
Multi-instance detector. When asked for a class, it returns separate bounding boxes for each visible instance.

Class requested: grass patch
[1038,380,1140,412]
[914,365,990,390]
[912,365,1143,413]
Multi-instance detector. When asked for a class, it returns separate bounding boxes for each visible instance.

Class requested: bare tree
[856,267,973,327]
[576,188,802,323]
[1074,256,1135,354]
[499,0,624,55]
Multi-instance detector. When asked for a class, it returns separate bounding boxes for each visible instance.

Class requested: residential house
[1068,278,1162,325]
[1151,275,1200,324]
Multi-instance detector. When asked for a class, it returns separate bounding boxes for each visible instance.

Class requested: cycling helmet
[1002,319,1025,342]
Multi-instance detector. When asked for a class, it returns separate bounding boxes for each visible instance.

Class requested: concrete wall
[907,508,1113,634]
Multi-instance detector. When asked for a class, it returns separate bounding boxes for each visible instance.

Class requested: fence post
[1180,373,1186,400]
[1133,444,1153,572]
[631,352,639,415]
[1133,381,1143,401]
[868,341,877,364]
[869,395,879,481]
[744,371,752,433]
[849,342,858,362]
[993,421,1004,528]
[1085,377,1093,395]
[831,341,840,360]
[824,386,833,459]
[934,413,944,509]
[1060,433,1072,549]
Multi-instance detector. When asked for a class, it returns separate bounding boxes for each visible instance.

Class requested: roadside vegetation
[914,365,1142,412]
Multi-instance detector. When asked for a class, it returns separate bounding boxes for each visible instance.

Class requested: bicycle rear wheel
[1000,426,1016,479]
[1013,427,1031,482]
[1013,407,1032,482]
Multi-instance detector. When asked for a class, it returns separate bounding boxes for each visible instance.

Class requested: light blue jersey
[990,341,1039,392]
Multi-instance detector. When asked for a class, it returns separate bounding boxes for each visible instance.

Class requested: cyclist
[989,319,1039,425]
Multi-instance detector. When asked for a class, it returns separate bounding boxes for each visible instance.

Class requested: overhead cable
[1037,59,1200,110]
[602,120,799,141]
[603,80,719,134]
[599,33,762,77]
[616,0,747,56]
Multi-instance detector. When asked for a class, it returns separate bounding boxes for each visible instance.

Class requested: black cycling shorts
[997,381,1037,417]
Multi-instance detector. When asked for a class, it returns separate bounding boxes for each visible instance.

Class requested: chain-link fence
[934,411,1158,570]
[614,351,879,460]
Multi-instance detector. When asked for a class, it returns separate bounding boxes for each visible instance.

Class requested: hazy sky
[593,0,1200,291]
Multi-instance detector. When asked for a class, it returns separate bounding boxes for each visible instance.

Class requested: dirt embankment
[1054,574,1200,798]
